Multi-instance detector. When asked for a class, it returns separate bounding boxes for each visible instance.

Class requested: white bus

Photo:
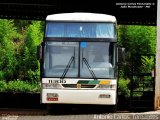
[38,13,118,112]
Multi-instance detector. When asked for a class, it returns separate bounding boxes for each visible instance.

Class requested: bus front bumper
[41,89,116,105]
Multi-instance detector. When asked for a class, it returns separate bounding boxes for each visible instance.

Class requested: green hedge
[0,80,40,93]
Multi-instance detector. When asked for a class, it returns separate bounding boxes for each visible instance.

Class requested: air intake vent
[62,84,96,88]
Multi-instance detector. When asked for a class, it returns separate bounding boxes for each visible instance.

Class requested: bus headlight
[42,83,62,89]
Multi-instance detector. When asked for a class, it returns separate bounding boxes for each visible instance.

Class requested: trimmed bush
[0,80,40,93]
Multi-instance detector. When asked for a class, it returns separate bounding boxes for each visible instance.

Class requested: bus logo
[77,84,81,88]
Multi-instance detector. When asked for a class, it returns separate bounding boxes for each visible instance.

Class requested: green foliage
[20,21,43,82]
[118,25,156,55]
[0,19,43,92]
[0,71,4,80]
[0,80,7,92]
[7,80,40,93]
[13,20,32,32]
[132,76,153,92]
[0,20,20,80]
[118,78,130,98]
[118,25,156,78]
[0,80,40,93]
[26,69,40,82]
[24,21,43,48]
[141,56,155,72]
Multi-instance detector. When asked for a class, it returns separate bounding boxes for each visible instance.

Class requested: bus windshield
[43,41,116,79]
[45,22,115,38]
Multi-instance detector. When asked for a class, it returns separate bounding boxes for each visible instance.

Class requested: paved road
[1,112,160,120]
[0,108,160,120]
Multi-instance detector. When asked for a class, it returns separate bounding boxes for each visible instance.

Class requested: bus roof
[46,13,116,22]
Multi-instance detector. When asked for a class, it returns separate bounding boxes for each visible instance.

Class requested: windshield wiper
[82,57,97,80]
[60,56,75,79]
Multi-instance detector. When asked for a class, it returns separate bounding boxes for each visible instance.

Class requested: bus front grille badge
[77,84,81,89]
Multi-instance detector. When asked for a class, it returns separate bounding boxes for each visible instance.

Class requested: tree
[118,25,156,78]
[0,19,19,81]
[19,21,43,82]
[118,25,156,54]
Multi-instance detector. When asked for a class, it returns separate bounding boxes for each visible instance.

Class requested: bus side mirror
[118,47,125,65]
[37,45,42,60]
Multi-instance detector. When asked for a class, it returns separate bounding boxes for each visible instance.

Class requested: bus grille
[62,84,96,88]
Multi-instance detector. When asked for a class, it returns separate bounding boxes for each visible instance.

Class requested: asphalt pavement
[0,108,160,120]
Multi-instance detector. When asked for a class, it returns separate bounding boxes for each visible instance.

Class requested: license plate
[47,98,58,101]
[47,93,59,101]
